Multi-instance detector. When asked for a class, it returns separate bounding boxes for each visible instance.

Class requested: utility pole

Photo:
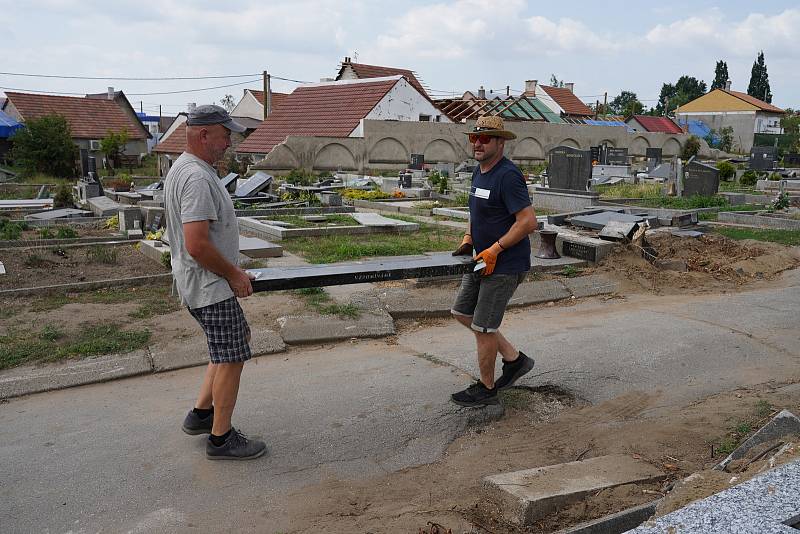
[263,70,271,120]
[140,101,143,113]
[602,92,607,117]
[156,104,161,146]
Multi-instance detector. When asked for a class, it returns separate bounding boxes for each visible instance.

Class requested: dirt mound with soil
[596,232,800,295]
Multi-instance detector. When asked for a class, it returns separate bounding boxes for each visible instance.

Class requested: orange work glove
[474,242,504,276]
[452,234,473,256]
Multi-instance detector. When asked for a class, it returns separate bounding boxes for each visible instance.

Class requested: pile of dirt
[596,232,800,295]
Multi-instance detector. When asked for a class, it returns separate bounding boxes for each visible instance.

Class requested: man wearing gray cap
[165,104,266,460]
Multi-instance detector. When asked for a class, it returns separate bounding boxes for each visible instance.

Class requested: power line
[0,71,262,81]
[1,78,263,97]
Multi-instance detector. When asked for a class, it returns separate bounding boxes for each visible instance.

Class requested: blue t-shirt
[469,157,531,274]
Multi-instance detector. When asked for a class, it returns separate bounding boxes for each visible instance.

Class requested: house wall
[350,79,450,137]
[674,111,756,152]
[251,119,707,173]
[231,91,263,121]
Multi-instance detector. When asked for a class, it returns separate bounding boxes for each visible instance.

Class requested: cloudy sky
[1,0,798,116]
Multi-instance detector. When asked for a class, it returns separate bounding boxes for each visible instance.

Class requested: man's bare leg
[210,362,244,436]
[195,363,217,410]
[453,313,519,362]
[475,331,499,387]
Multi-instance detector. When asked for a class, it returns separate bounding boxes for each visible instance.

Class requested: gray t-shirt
[164,152,239,309]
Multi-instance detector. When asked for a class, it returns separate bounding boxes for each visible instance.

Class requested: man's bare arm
[497,206,537,250]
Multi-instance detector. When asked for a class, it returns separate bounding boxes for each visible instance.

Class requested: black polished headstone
[249,254,475,292]
[548,146,591,191]
[220,173,239,193]
[410,153,424,170]
[234,171,273,197]
[562,241,597,262]
[646,147,662,163]
[80,149,89,178]
[784,153,800,167]
[606,147,628,165]
[683,159,720,196]
[749,146,777,171]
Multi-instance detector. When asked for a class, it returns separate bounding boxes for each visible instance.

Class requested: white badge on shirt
[474,187,491,199]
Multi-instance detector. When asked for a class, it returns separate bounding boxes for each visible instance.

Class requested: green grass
[755,399,773,418]
[18,286,178,314]
[0,323,151,370]
[0,185,41,200]
[281,216,462,264]
[698,203,771,221]
[293,287,360,318]
[85,245,118,264]
[561,265,582,278]
[595,183,664,199]
[713,228,800,246]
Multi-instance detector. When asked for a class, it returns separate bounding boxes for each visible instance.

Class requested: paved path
[2,271,800,532]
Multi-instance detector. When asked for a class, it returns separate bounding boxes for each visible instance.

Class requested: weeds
[85,245,118,265]
[0,220,27,240]
[293,287,361,319]
[561,265,582,278]
[55,227,78,239]
[38,227,54,239]
[24,254,51,268]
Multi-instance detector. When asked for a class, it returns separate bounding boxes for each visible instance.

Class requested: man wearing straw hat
[450,115,538,407]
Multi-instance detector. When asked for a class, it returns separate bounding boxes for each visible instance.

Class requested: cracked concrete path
[2,271,800,532]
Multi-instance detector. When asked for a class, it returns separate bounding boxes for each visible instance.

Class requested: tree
[609,90,644,116]
[718,126,734,153]
[10,114,76,178]
[654,76,707,115]
[711,60,729,90]
[681,135,701,159]
[99,129,129,176]
[780,109,799,135]
[747,50,772,103]
[549,74,564,88]
[219,94,236,113]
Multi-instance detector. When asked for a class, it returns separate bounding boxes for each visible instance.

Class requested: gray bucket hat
[186,104,246,133]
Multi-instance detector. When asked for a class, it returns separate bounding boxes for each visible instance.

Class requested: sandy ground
[260,382,800,533]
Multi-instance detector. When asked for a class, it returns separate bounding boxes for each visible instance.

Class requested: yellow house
[675,86,784,152]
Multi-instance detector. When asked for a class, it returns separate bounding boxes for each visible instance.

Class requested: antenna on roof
[353,51,359,62]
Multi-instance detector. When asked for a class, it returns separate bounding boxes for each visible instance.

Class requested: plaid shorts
[188,297,252,364]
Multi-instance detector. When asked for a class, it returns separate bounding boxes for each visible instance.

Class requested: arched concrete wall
[315,142,358,170]
[368,137,408,164]
[423,139,459,162]
[662,137,682,156]
[512,137,544,160]
[249,119,712,173]
[599,139,615,148]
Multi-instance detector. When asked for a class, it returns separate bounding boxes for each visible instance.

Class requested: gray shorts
[451,272,526,333]
[188,297,252,364]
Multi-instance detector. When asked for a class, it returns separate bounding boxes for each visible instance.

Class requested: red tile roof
[337,62,429,99]
[724,90,784,114]
[247,90,289,110]
[4,91,148,139]
[629,115,684,134]
[539,85,593,116]
[236,79,398,154]
[152,122,186,154]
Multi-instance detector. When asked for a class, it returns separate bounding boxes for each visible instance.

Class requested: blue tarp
[583,119,635,133]
[0,109,22,138]
[677,119,719,144]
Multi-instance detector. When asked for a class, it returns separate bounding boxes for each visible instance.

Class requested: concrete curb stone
[278,310,395,345]
[562,274,619,298]
[150,330,286,372]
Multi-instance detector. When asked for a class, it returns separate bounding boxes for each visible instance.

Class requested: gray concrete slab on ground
[484,454,666,526]
[0,350,151,400]
[715,410,800,471]
[350,212,419,229]
[24,208,92,220]
[562,274,619,298]
[0,341,499,533]
[238,236,283,258]
[87,195,121,217]
[278,310,395,344]
[631,459,800,533]
[150,330,285,371]
[511,279,571,306]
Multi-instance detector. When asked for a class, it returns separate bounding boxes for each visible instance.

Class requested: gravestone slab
[238,236,283,258]
[248,254,474,291]
[351,212,419,229]
[785,153,800,166]
[220,172,239,193]
[301,215,328,222]
[749,146,777,171]
[484,455,666,526]
[25,208,92,221]
[606,147,628,165]
[118,207,142,233]
[646,147,662,171]
[141,206,164,231]
[88,196,121,217]
[320,191,342,206]
[115,192,142,205]
[548,146,592,191]
[234,171,273,198]
[683,159,720,196]
[569,211,646,230]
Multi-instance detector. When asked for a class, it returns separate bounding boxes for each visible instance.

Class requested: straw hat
[464,115,517,140]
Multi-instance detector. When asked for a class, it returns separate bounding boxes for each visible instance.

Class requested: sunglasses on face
[468,134,496,145]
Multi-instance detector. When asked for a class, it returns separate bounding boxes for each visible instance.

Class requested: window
[418,114,431,122]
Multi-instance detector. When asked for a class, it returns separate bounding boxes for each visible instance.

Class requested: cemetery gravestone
[683,159,720,197]
[220,173,239,193]
[548,146,592,191]
[785,153,800,167]
[606,147,628,165]
[234,171,273,198]
[749,146,777,171]
[410,153,425,170]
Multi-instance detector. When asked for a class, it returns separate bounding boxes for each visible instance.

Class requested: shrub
[38,227,54,239]
[681,135,701,160]
[10,114,77,178]
[769,172,782,181]
[160,250,172,269]
[739,170,758,187]
[716,161,736,181]
[454,192,470,206]
[55,226,78,239]
[340,188,390,200]
[0,219,27,240]
[52,184,75,208]
[284,169,314,186]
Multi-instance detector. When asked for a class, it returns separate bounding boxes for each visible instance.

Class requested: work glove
[474,242,504,276]
[452,234,473,256]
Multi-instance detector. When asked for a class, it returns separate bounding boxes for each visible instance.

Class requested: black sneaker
[182,410,213,435]
[206,428,267,461]
[495,351,535,390]
[451,381,499,407]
